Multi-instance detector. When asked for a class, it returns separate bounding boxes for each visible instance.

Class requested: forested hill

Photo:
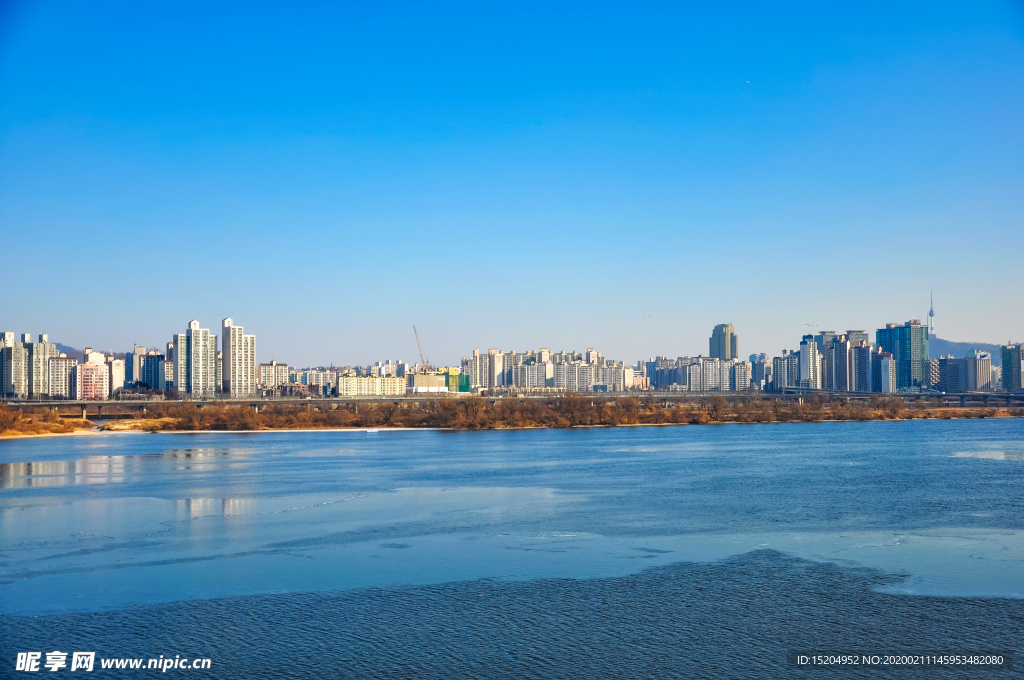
[930,337,1005,366]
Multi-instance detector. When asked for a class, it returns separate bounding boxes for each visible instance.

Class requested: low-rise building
[258,361,290,389]
[407,374,449,393]
[336,375,407,397]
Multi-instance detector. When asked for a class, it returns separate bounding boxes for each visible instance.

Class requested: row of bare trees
[121,395,1019,432]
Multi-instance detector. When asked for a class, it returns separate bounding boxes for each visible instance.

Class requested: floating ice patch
[952,450,1024,460]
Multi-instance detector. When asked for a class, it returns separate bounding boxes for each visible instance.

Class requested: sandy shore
[0,428,100,440]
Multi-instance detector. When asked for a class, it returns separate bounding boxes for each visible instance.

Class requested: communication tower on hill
[928,291,935,334]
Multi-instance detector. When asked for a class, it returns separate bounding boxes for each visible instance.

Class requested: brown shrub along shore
[66,395,1024,432]
[0,405,96,436]
[2,397,1019,437]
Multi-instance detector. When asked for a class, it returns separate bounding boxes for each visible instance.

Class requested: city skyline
[0,300,1016,370]
[2,314,1017,394]
[0,307,1018,369]
[2,3,1023,364]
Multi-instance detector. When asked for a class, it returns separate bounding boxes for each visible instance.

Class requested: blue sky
[1,2,1022,366]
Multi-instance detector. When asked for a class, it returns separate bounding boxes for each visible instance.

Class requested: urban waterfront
[1,419,1022,677]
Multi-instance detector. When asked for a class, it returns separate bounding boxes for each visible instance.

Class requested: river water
[1,420,1022,677]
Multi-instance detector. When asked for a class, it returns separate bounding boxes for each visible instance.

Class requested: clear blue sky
[1,2,1022,366]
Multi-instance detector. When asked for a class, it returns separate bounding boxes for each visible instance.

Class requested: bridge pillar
[960,395,966,407]
[96,405,103,418]
[142,405,147,415]
[81,406,87,419]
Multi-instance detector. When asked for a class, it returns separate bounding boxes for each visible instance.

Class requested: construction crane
[412,325,429,373]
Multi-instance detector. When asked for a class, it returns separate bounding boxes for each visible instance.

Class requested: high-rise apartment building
[937,355,967,393]
[750,356,771,390]
[798,335,821,389]
[139,353,166,390]
[216,351,223,394]
[875,320,929,390]
[106,357,125,397]
[1002,344,1022,393]
[850,341,873,392]
[487,349,505,388]
[173,321,218,398]
[73,362,110,400]
[1,332,28,398]
[168,334,186,392]
[825,335,852,392]
[964,351,992,392]
[814,331,837,356]
[125,344,147,389]
[709,324,738,361]
[47,355,78,399]
[461,349,491,389]
[870,347,896,393]
[23,333,57,397]
[771,351,800,392]
[222,318,256,397]
[730,360,752,391]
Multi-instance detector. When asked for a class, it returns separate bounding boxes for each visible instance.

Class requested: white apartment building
[222,318,256,397]
[461,349,491,389]
[1,332,28,399]
[47,355,78,399]
[730,360,752,391]
[564,362,594,393]
[772,352,800,392]
[177,320,218,398]
[24,333,58,397]
[258,361,290,389]
[799,336,821,389]
[106,357,125,397]
[597,365,627,392]
[510,362,551,390]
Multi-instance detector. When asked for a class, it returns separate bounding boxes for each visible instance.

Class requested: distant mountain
[929,337,1005,366]
[54,344,125,361]
[55,343,83,361]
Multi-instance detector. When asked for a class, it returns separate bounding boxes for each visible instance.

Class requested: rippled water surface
[1,420,1022,678]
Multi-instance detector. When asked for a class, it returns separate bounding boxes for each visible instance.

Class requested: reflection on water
[0,448,243,489]
[178,498,255,518]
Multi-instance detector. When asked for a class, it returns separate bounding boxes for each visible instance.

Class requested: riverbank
[93,396,1024,433]
[0,428,100,440]
[3,397,1021,438]
[0,406,97,438]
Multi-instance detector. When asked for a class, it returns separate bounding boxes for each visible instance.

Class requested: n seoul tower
[928,291,935,334]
